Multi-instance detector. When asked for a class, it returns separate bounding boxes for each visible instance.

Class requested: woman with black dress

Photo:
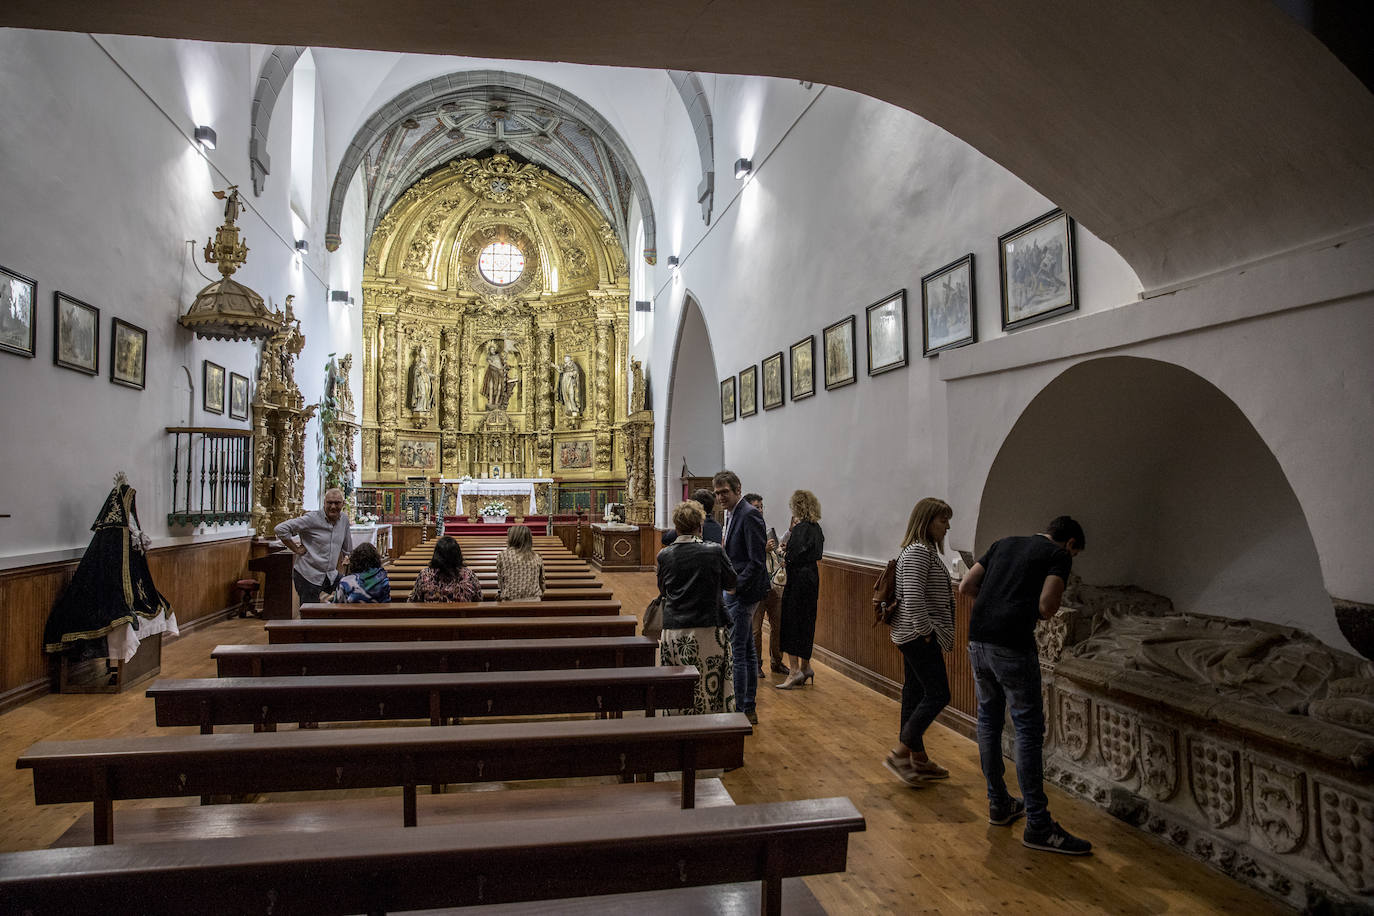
[776,489,824,689]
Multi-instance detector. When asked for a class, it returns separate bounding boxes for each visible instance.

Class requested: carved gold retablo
[180,186,280,341]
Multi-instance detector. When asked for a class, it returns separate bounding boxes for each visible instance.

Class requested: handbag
[767,547,787,591]
[871,557,899,627]
[642,595,664,639]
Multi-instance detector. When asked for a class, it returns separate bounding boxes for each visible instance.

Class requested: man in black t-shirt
[958,516,1093,856]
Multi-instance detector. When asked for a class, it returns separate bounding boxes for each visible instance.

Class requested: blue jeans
[968,640,1050,830]
[723,591,759,713]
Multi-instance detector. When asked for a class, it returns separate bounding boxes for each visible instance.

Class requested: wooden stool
[232,579,261,619]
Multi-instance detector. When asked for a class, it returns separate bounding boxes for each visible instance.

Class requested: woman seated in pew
[496,525,544,601]
[332,543,391,603]
[657,500,738,715]
[409,536,483,603]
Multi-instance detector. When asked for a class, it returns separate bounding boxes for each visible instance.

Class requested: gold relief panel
[397,435,440,472]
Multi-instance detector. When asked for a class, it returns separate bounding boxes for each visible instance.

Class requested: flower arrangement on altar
[479,501,510,518]
[355,512,379,525]
[460,475,473,483]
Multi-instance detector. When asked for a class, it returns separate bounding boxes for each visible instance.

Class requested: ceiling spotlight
[734,158,753,179]
[295,239,309,253]
[666,255,680,271]
[194,125,217,150]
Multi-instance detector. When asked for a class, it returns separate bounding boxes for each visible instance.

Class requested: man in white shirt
[274,488,353,604]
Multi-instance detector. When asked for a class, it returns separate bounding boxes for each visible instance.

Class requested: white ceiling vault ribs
[324,69,655,265]
[667,70,714,226]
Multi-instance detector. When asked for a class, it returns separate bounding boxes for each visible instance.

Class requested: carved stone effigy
[1039,584,1374,910]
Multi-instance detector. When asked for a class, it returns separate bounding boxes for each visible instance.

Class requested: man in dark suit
[713,469,769,724]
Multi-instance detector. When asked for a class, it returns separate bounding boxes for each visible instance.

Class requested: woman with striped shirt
[884,497,956,787]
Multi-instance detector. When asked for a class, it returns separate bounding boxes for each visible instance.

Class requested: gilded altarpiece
[359,155,647,510]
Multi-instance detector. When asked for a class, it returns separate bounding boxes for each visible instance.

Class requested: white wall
[663,297,723,504]
[0,30,337,565]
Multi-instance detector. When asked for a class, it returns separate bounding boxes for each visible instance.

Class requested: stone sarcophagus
[1038,586,1374,912]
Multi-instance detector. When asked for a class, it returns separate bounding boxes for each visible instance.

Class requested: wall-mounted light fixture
[330,290,353,305]
[634,300,652,312]
[295,239,309,254]
[734,158,753,179]
[666,255,680,270]
[194,125,217,150]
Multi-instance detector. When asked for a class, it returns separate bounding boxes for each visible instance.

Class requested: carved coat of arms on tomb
[1189,736,1241,828]
[1058,691,1092,761]
[1246,756,1307,855]
[1316,780,1374,892]
[1139,721,1180,801]
[1096,704,1138,782]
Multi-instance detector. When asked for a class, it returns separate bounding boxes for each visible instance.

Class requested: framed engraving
[790,335,815,401]
[110,318,147,390]
[203,360,225,414]
[739,365,758,417]
[822,315,856,390]
[0,264,37,358]
[761,351,785,410]
[229,372,250,419]
[999,208,1077,331]
[54,291,99,375]
[922,253,977,355]
[865,289,908,375]
[720,376,736,424]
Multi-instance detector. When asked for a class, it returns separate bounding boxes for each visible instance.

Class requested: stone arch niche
[662,294,723,525]
[359,153,635,490]
[975,355,1343,651]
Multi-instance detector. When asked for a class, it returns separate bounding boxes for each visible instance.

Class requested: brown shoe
[883,752,925,788]
[910,758,949,780]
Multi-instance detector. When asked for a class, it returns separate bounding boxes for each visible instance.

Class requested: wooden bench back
[298,598,620,619]
[212,635,659,677]
[148,666,699,731]
[266,615,639,643]
[18,713,751,844]
[0,798,863,916]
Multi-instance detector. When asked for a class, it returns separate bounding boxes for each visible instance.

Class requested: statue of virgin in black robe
[44,476,172,660]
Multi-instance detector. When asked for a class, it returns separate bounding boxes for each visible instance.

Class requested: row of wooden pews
[3,533,864,914]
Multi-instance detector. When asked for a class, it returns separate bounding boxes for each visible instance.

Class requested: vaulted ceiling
[6,0,1373,291]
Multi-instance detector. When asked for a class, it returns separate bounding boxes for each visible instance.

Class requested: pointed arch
[661,293,723,524]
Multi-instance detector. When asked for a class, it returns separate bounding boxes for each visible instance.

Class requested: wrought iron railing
[165,427,253,526]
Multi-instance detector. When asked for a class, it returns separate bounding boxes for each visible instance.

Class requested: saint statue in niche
[557,354,584,417]
[481,341,519,411]
[409,345,434,411]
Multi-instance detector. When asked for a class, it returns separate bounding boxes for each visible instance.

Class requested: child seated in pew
[496,525,545,601]
[332,543,391,603]
[410,536,483,603]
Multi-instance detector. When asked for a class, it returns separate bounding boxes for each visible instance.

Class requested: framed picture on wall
[53,292,99,375]
[921,253,977,355]
[999,207,1077,331]
[720,376,737,424]
[110,318,147,390]
[0,264,37,358]
[790,335,815,401]
[203,360,225,414]
[739,365,758,417]
[229,372,250,419]
[761,351,785,410]
[865,289,908,375]
[822,315,856,390]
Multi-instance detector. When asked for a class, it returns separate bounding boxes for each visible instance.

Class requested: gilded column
[594,317,612,469]
[379,314,399,475]
[459,307,476,474]
[613,312,630,421]
[441,322,460,472]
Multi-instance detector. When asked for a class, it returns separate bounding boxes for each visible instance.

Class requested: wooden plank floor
[0,570,1288,914]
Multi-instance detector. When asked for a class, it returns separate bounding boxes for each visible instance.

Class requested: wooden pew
[212,635,659,677]
[0,798,864,916]
[17,713,752,845]
[147,666,699,732]
[387,586,615,602]
[265,615,640,643]
[298,599,622,619]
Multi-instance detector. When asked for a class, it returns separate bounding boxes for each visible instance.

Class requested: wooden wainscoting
[0,536,253,714]
[390,524,427,560]
[813,555,976,738]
